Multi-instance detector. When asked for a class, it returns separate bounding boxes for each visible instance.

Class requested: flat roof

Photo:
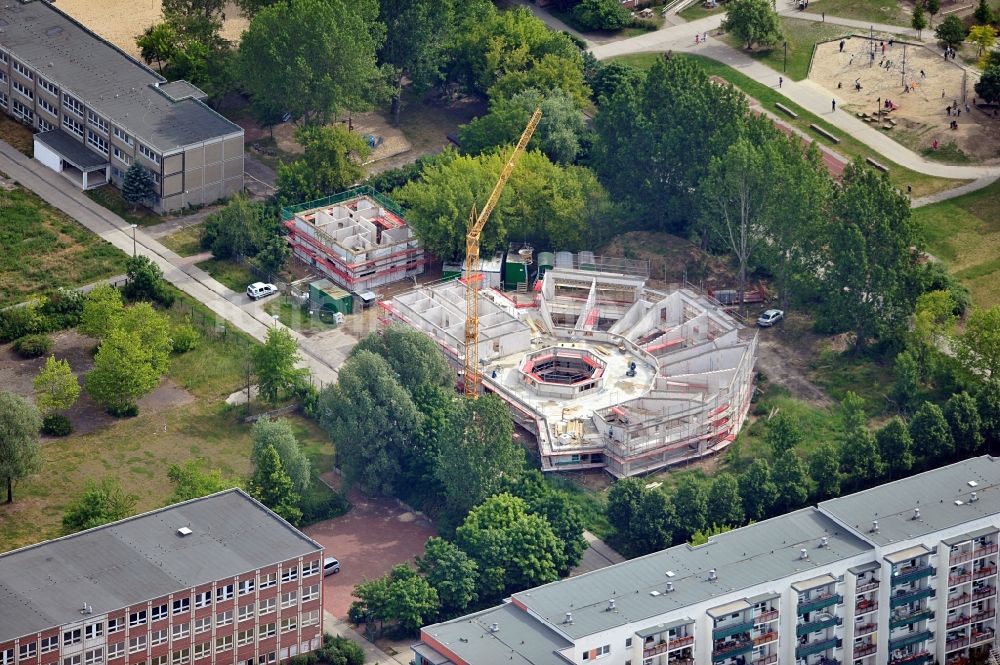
[0,489,321,642]
[0,1,242,152]
[706,599,750,618]
[820,456,1000,546]
[35,129,107,169]
[791,573,837,592]
[885,544,932,565]
[943,526,998,546]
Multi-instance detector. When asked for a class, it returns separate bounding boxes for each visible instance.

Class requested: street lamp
[130,223,137,257]
[877,96,881,123]
[272,314,279,328]
[783,41,788,73]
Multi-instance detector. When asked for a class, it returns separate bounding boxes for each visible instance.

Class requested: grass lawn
[160,224,205,257]
[678,2,724,21]
[196,258,258,292]
[85,185,162,228]
[809,349,895,416]
[0,116,34,156]
[263,300,338,334]
[720,18,854,81]
[910,179,1000,308]
[0,185,129,308]
[811,0,911,26]
[609,53,966,197]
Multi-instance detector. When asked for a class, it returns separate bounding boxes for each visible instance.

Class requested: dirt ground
[0,330,193,436]
[305,472,436,619]
[600,231,737,288]
[809,37,1000,161]
[53,0,248,57]
[755,313,835,407]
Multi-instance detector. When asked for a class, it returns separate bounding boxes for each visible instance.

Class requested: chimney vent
[913,508,921,520]
[871,520,879,533]
[800,548,809,560]
[971,492,979,503]
[666,581,674,593]
[564,612,573,624]
[708,569,718,581]
[820,536,829,548]
[607,599,616,612]
[489,623,499,633]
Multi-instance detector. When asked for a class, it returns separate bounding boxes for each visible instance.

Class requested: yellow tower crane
[463,108,542,397]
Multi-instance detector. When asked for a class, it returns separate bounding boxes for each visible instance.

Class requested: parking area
[304,473,436,619]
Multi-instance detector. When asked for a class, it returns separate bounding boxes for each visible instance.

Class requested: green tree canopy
[945,391,984,456]
[975,0,995,25]
[201,195,270,260]
[909,401,954,463]
[416,537,478,617]
[893,350,921,410]
[912,4,927,37]
[253,237,291,278]
[252,327,308,405]
[975,63,1000,104]
[958,305,1000,378]
[136,23,179,72]
[773,453,810,512]
[123,255,172,305]
[0,392,42,504]
[841,428,884,489]
[79,284,125,340]
[85,327,162,414]
[385,565,440,633]
[61,478,137,534]
[353,325,454,394]
[739,458,778,520]
[120,302,172,373]
[671,477,708,542]
[607,476,644,537]
[706,473,744,528]
[978,381,1000,453]
[573,0,631,31]
[630,488,674,555]
[122,163,155,208]
[251,416,311,493]
[33,355,80,416]
[277,125,371,204]
[167,459,240,503]
[765,411,803,457]
[876,417,914,480]
[936,15,967,48]
[249,443,302,524]
[722,0,783,49]
[809,442,842,500]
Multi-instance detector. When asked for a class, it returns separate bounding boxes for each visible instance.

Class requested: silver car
[323,557,340,576]
[757,309,784,327]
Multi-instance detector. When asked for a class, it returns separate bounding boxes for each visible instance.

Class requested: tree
[276,125,371,203]
[979,380,1000,454]
[417,537,478,616]
[252,327,308,405]
[33,355,80,416]
[378,0,458,125]
[352,325,454,395]
[458,88,587,164]
[249,443,302,524]
[739,459,778,520]
[876,417,914,479]
[120,302,172,373]
[958,305,1000,378]
[970,24,997,58]
[123,255,172,305]
[435,395,524,525]
[809,442,842,500]
[201,195,269,260]
[351,575,392,632]
[841,428,883,489]
[977,63,1000,103]
[253,237,291,278]
[707,473,744,528]
[167,459,239,503]
[976,0,995,25]
[772,454,810,512]
[79,284,125,339]
[136,23,179,72]
[840,391,869,436]
[319,351,420,495]
[945,392,984,456]
[251,416,311,493]
[927,0,941,26]
[233,0,279,17]
[765,411,803,457]
[85,328,162,414]
[671,477,708,542]
[629,489,674,556]
[589,60,643,104]
[936,15,967,49]
[911,290,956,371]
[238,0,385,126]
[0,392,42,504]
[912,3,927,38]
[607,477,644,535]
[122,163,155,209]
[573,0,631,30]
[454,493,562,602]
[894,350,921,410]
[722,0,782,50]
[383,565,440,633]
[61,479,137,533]
[530,491,587,574]
[909,401,954,463]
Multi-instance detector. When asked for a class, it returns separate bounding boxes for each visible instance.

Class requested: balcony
[643,642,670,658]
[950,571,973,586]
[854,642,877,657]
[856,599,878,615]
[752,631,777,646]
[948,615,971,630]
[856,622,877,636]
[974,543,999,559]
[713,620,754,640]
[750,655,777,665]
[890,609,934,629]
[669,635,694,650]
[797,616,842,636]
[795,637,841,658]
[945,636,970,652]
[856,579,880,594]
[889,652,930,665]
[970,607,996,623]
[755,609,779,623]
[892,565,936,587]
[889,630,933,651]
[798,593,842,615]
[970,628,996,645]
[974,565,997,580]
[949,593,972,609]
[973,586,996,601]
[712,639,752,662]
[951,544,999,565]
[891,588,934,608]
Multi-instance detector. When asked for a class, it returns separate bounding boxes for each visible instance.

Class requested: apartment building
[0,490,324,665]
[412,456,1000,665]
[0,0,243,212]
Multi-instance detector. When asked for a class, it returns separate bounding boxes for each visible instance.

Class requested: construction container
[538,252,555,278]
[555,251,574,269]
[442,262,463,281]
[309,278,353,315]
[504,244,532,289]
[578,251,596,271]
[461,252,504,289]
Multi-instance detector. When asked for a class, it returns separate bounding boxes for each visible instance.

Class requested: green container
[309,279,353,315]
[538,252,555,278]
[504,256,528,289]
[442,263,463,281]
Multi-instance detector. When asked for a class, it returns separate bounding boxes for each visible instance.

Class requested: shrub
[13,333,53,358]
[40,288,85,329]
[41,413,73,436]
[574,0,631,30]
[299,490,350,524]
[171,322,200,353]
[107,402,139,417]
[0,302,48,343]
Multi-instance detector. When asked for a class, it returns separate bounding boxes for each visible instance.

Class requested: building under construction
[282,187,425,294]
[383,254,757,478]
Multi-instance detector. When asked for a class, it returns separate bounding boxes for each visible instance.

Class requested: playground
[809,36,1000,161]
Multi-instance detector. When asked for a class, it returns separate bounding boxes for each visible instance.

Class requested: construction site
[382,252,758,478]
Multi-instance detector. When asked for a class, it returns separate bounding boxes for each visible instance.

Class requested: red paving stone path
[305,473,436,619]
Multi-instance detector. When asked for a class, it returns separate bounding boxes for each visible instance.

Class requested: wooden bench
[866,157,889,172]
[810,123,841,143]
[775,102,798,118]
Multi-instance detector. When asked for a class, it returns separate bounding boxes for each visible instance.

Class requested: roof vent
[80,602,92,615]
[955,500,965,506]
[177,526,193,536]
[971,492,979,503]
[871,520,879,533]
[969,481,979,488]
[708,568,718,581]
[913,508,921,520]
[606,599,616,612]
[564,612,573,624]
[666,581,674,593]
[820,536,829,548]
[489,623,499,633]
[800,548,809,560]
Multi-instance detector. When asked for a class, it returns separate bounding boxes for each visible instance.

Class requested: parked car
[323,557,340,576]
[757,309,784,327]
[246,282,278,300]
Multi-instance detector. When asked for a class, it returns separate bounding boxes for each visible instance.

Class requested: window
[12,80,33,100]
[87,110,107,133]
[194,591,211,609]
[236,630,254,647]
[63,656,80,665]
[280,590,297,609]
[0,71,6,84]
[129,636,147,654]
[38,97,57,117]
[85,623,104,640]
[84,649,103,665]
[151,604,168,622]
[238,579,255,596]
[62,93,83,117]
[216,584,234,602]
[38,77,58,96]
[129,610,147,627]
[280,618,296,634]
[107,618,123,634]
[194,618,211,635]
[259,623,276,640]
[113,126,133,146]
[12,60,33,80]
[302,584,319,603]
[172,623,190,641]
[258,598,276,616]
[87,130,109,156]
[302,560,320,578]
[259,573,277,589]
[173,598,190,615]
[281,567,298,583]
[214,637,232,654]
[150,630,168,647]
[582,645,611,661]
[216,611,233,627]
[193,644,210,661]
[258,653,276,665]
[106,644,124,661]
[63,114,84,139]
[152,657,167,665]
[0,92,7,110]
[301,610,320,628]
[112,146,131,166]
[64,629,82,646]
[11,99,32,121]
[41,637,58,654]
[19,643,36,661]
[171,650,189,665]
[2,650,13,665]
[625,638,632,648]
[238,604,255,622]
[138,142,160,165]
[0,50,7,63]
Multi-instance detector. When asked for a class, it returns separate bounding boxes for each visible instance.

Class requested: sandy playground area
[53,0,249,58]
[809,36,1000,161]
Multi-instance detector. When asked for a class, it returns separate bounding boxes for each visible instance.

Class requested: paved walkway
[323,611,406,665]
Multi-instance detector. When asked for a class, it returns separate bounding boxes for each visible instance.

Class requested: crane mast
[463,108,542,397]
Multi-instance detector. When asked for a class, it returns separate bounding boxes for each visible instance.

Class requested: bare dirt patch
[756,314,834,407]
[809,37,1000,162]
[600,231,737,288]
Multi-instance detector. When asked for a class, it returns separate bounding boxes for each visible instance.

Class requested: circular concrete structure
[519,347,606,398]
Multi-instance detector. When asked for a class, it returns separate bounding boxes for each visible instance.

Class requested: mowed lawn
[720,18,853,81]
[0,185,128,308]
[911,180,1000,308]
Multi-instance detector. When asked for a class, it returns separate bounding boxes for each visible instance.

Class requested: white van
[246,282,278,300]
[323,557,340,576]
